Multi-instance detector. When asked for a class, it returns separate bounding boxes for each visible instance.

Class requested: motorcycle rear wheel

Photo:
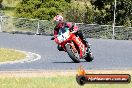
[84,51,94,62]
[65,44,80,63]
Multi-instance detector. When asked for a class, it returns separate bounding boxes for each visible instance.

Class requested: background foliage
[15,0,70,20]
[1,0,132,26]
[0,0,3,8]
[91,0,132,26]
[0,0,132,40]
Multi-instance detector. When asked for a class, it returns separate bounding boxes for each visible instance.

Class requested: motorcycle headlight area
[57,33,70,43]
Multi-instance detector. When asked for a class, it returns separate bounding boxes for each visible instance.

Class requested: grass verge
[0,70,131,88]
[0,48,26,62]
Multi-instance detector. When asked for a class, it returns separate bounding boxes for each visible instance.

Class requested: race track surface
[0,33,132,71]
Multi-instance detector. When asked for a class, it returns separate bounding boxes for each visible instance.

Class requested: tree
[0,0,3,8]
[0,0,3,3]
[64,1,95,23]
[64,2,85,22]
[91,0,132,26]
[15,0,69,20]
[65,0,71,3]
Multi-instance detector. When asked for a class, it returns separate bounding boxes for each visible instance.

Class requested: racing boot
[57,44,64,51]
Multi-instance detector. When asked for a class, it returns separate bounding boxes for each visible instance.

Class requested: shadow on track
[53,61,87,63]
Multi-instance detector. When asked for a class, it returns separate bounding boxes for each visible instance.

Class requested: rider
[53,15,89,50]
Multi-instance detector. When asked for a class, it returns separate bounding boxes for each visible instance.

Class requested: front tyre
[65,44,80,63]
[57,45,64,51]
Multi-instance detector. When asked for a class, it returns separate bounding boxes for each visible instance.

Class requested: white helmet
[54,15,64,22]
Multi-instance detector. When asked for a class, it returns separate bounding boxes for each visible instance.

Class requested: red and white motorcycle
[52,27,94,63]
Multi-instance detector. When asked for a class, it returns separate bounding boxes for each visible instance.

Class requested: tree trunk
[0,3,2,8]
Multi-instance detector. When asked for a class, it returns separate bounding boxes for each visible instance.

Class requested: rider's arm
[65,22,74,32]
[54,27,58,38]
[65,22,79,32]
[54,22,64,37]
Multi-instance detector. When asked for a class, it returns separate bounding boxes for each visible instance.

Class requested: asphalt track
[0,33,132,71]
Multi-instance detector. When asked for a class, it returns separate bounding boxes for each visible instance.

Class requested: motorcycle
[51,27,94,63]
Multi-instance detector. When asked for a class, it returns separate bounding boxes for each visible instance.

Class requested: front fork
[72,37,87,59]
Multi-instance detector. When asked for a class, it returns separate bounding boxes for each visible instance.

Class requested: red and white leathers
[54,21,78,38]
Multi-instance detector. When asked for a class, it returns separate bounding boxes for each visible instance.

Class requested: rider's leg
[75,30,90,48]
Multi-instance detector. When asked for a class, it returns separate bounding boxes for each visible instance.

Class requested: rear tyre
[84,49,94,62]
[65,44,80,63]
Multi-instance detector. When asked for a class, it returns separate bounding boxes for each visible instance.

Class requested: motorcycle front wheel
[65,44,80,63]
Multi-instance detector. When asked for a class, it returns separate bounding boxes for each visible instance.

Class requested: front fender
[71,36,85,58]
[65,41,83,58]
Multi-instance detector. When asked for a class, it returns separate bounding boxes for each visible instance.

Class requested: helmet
[54,15,64,22]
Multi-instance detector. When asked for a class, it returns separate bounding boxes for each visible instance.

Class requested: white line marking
[0,50,41,65]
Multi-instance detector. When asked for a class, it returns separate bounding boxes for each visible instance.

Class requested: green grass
[0,75,131,88]
[0,48,26,62]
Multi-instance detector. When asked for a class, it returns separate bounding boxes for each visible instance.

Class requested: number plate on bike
[57,28,70,43]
